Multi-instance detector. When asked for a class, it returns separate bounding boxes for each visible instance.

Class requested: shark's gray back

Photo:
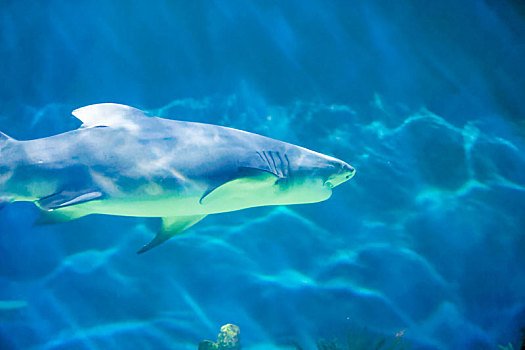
[11,116,293,200]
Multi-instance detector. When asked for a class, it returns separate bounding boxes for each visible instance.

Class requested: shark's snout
[324,161,356,189]
[343,163,356,180]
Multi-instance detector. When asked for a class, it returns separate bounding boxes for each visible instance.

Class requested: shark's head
[323,158,356,189]
[271,146,356,205]
[200,145,355,212]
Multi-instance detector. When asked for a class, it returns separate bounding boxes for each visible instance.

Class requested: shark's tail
[0,131,16,152]
[0,131,16,209]
[1,131,14,160]
[0,131,15,145]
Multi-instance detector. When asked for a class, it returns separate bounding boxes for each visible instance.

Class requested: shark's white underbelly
[83,196,207,217]
[70,179,332,218]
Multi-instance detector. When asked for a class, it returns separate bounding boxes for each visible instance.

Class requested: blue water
[1,1,524,349]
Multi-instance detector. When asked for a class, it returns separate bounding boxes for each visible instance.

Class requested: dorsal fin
[72,103,149,129]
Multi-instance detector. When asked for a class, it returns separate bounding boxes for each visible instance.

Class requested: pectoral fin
[200,169,278,205]
[37,190,105,211]
[137,215,206,254]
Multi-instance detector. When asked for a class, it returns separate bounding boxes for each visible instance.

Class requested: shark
[0,103,355,253]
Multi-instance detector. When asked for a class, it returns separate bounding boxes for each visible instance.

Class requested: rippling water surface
[1,1,524,349]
